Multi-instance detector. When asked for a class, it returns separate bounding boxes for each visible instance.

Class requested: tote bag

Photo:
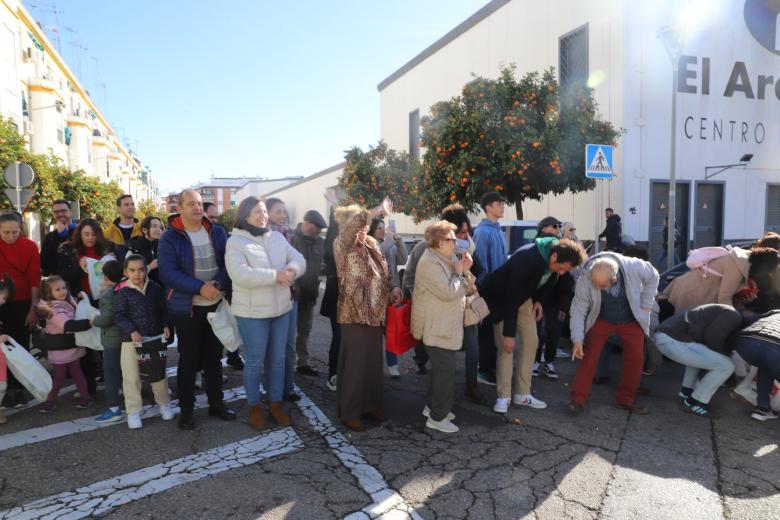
[74,297,102,351]
[135,335,167,383]
[1,337,52,401]
[206,299,243,353]
[386,299,417,355]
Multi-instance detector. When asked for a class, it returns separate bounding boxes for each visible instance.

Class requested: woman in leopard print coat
[333,202,402,431]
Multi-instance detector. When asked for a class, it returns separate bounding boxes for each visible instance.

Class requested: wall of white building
[235,178,302,202]
[259,165,344,227]
[0,0,160,207]
[378,0,626,239]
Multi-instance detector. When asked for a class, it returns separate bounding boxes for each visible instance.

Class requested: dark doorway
[694,183,724,247]
[649,181,690,268]
[766,185,780,234]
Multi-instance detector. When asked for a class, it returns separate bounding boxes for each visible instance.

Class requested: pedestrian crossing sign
[585,144,613,179]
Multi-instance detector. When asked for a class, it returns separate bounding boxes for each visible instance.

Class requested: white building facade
[0,0,159,206]
[378,0,780,260]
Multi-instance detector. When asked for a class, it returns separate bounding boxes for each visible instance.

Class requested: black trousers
[535,306,562,364]
[477,319,496,374]
[173,303,224,413]
[328,315,341,378]
[0,300,30,407]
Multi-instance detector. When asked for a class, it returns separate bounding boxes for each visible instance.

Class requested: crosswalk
[0,383,419,519]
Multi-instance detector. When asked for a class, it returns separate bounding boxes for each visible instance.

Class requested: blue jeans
[463,325,479,380]
[735,336,780,408]
[237,314,289,404]
[654,332,734,404]
[278,301,297,396]
[102,345,122,409]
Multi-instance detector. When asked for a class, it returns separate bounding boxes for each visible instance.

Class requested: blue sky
[25,1,486,194]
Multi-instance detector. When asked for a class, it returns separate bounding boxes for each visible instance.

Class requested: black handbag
[135,337,167,383]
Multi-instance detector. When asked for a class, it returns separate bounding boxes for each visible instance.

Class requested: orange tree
[56,170,124,224]
[417,65,622,219]
[340,141,421,214]
[137,198,169,223]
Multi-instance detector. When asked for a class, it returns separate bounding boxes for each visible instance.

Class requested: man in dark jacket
[41,199,77,276]
[654,304,742,418]
[598,208,623,252]
[158,189,234,430]
[480,238,586,414]
[293,210,326,377]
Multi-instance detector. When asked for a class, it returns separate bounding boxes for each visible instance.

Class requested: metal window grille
[559,25,589,90]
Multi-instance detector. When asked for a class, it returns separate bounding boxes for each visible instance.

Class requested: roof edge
[377,0,512,92]
[261,162,346,198]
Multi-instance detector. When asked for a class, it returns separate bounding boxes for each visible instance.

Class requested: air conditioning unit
[23,120,34,135]
[22,47,33,62]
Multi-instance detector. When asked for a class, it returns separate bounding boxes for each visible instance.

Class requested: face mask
[455,238,470,255]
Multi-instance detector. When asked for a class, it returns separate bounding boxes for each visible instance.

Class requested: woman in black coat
[127,216,164,285]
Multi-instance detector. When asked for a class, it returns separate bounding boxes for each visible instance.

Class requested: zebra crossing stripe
[0,428,303,520]
[293,388,421,520]
[0,386,247,452]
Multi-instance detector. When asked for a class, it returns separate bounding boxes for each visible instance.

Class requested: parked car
[499,220,540,254]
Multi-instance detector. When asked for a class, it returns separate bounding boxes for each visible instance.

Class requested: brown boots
[248,404,266,429]
[269,402,290,426]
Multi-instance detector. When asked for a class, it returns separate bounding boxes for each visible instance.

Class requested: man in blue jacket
[473,191,508,386]
[158,189,235,430]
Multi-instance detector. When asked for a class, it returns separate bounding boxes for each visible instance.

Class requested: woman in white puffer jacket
[226,196,305,429]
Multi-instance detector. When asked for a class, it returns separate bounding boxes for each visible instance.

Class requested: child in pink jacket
[37,276,93,412]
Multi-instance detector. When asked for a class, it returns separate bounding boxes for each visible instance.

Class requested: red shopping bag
[386,299,417,355]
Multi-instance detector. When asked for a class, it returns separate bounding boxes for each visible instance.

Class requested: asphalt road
[0,300,778,519]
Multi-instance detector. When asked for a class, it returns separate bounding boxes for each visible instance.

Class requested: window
[559,24,589,91]
[57,128,64,143]
[409,109,420,161]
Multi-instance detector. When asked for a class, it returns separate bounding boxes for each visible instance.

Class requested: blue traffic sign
[585,144,613,179]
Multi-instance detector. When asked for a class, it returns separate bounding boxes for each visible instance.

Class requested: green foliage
[56,169,124,224]
[417,65,622,219]
[137,198,169,223]
[218,207,237,232]
[340,141,421,216]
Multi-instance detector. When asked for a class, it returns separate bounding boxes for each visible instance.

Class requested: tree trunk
[510,187,524,219]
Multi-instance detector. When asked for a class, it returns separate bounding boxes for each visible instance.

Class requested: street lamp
[658,22,691,270]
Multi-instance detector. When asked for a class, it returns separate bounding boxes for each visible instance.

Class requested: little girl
[37,276,93,412]
[0,277,15,425]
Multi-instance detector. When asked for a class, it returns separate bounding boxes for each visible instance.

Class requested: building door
[766,185,780,234]
[694,183,724,247]
[649,181,690,266]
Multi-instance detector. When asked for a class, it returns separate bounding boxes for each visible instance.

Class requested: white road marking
[0,428,303,520]
[293,387,421,520]
[0,386,247,452]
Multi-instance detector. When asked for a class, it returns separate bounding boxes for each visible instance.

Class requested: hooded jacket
[158,215,231,317]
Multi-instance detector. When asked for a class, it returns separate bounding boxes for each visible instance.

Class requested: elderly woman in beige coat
[412,221,473,434]
[663,246,750,314]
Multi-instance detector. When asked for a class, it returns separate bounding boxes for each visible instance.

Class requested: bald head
[590,257,619,290]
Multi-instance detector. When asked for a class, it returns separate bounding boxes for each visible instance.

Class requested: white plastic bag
[84,255,115,297]
[207,300,243,353]
[74,297,102,351]
[771,381,780,412]
[1,337,52,401]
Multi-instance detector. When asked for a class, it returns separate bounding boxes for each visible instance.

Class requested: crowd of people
[0,188,778,436]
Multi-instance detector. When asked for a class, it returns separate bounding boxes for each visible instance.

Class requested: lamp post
[658,24,687,271]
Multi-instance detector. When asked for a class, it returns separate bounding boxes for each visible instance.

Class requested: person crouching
[112,254,174,429]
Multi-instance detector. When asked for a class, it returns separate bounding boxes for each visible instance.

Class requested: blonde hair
[425,220,457,248]
[334,204,363,227]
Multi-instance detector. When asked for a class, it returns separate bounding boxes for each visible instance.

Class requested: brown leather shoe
[248,404,266,430]
[367,409,385,422]
[269,402,291,426]
[567,401,584,415]
[342,418,365,431]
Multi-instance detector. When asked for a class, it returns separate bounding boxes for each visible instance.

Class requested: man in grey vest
[568,254,659,415]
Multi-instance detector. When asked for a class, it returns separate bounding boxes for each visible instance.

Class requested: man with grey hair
[568,253,659,415]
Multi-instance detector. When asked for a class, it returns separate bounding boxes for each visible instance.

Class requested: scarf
[242,222,269,237]
[534,237,559,288]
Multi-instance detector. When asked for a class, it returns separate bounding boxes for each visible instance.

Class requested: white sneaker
[556,348,569,358]
[422,405,455,421]
[326,375,337,392]
[388,365,401,378]
[513,394,548,409]
[159,404,175,421]
[425,417,459,433]
[127,412,143,429]
[493,397,510,414]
